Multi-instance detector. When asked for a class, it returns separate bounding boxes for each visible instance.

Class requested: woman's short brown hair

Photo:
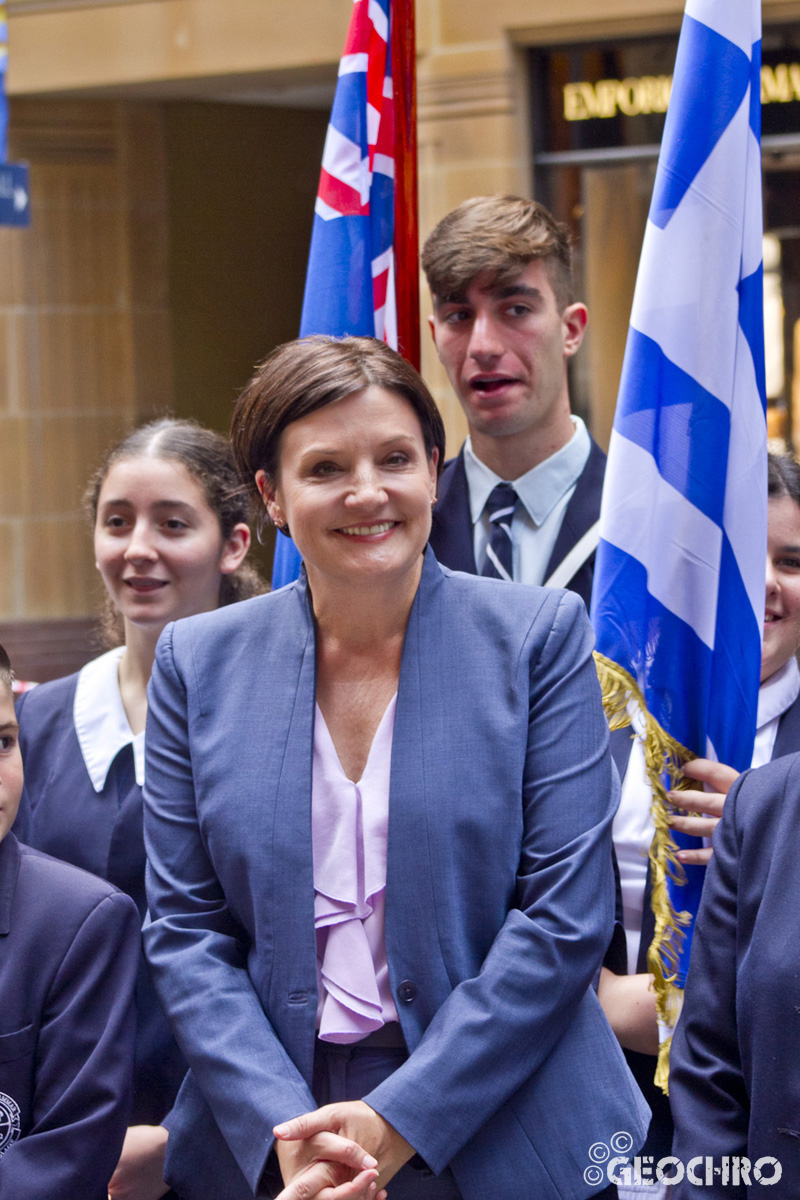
[231,335,446,506]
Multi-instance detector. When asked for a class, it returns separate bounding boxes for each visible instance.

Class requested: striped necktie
[481,482,518,582]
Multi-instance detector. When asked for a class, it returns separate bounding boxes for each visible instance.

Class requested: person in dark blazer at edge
[422,194,604,606]
[597,451,800,1195]
[0,644,140,1199]
[13,420,262,1200]
[142,335,648,1200]
[668,754,800,1198]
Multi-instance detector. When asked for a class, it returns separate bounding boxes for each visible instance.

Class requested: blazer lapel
[608,726,633,783]
[221,579,319,1081]
[544,437,606,583]
[772,688,800,760]
[429,449,478,574]
[0,834,20,937]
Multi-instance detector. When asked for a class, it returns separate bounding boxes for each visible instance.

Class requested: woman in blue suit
[143,336,648,1200]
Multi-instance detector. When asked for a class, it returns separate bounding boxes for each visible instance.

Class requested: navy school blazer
[0,833,139,1198]
[14,673,187,1126]
[670,751,800,1198]
[143,548,649,1200]
[428,438,606,609]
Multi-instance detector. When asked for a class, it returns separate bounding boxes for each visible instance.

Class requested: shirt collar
[462,415,591,527]
[73,647,145,792]
[757,655,800,732]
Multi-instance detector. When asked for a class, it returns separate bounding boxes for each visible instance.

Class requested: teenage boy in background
[423,194,604,607]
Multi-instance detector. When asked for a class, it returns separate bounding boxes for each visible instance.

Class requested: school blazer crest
[143,548,649,1200]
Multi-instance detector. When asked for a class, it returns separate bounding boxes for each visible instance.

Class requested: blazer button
[397,980,418,1004]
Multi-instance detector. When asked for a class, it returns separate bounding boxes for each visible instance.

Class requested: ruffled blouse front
[312,696,399,1043]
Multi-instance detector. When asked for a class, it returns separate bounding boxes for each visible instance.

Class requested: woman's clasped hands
[273,1100,414,1200]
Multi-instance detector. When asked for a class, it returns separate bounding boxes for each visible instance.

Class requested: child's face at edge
[0,685,22,843]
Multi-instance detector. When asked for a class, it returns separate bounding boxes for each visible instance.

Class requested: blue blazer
[0,833,139,1199]
[143,549,649,1200]
[670,752,800,1197]
[428,439,606,609]
[14,673,186,1127]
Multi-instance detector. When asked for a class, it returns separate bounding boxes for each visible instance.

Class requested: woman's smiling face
[262,386,438,589]
[762,494,800,683]
[94,457,247,634]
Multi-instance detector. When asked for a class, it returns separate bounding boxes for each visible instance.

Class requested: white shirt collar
[462,415,591,527]
[757,655,800,732]
[73,646,145,792]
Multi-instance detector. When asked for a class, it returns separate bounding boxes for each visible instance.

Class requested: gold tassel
[593,652,697,1095]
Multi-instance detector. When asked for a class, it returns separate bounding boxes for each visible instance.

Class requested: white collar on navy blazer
[73,646,145,793]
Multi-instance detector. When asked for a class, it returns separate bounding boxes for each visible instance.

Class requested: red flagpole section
[391,0,420,371]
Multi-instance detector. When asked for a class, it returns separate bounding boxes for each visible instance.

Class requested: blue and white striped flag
[272,0,396,589]
[591,0,767,1076]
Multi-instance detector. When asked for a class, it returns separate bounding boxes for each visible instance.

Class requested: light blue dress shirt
[463,415,591,585]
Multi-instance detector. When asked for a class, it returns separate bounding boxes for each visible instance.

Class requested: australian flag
[272,0,396,588]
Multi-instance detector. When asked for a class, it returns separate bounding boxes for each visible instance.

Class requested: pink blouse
[312,696,399,1043]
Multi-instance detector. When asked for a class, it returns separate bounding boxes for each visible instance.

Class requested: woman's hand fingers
[274,1127,377,1174]
[273,1163,379,1200]
[674,845,713,866]
[667,788,726,818]
[274,1101,414,1193]
[669,813,718,839]
[667,785,726,865]
[681,758,739,794]
[667,778,729,867]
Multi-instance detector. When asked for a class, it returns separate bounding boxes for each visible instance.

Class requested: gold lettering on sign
[562,64,800,121]
[563,75,672,121]
[760,63,800,103]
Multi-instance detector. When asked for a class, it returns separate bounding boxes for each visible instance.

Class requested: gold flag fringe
[593,652,697,1095]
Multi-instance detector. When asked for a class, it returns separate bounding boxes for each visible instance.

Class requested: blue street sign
[0,161,29,226]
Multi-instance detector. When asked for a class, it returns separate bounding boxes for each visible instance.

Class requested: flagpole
[391,0,420,371]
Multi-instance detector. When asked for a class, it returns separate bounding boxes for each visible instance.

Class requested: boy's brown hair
[421,194,575,311]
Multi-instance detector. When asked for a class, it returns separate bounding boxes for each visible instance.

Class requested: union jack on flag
[300,0,396,347]
[273,0,397,587]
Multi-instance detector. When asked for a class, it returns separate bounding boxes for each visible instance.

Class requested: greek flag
[272,0,396,589]
[591,0,767,1069]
